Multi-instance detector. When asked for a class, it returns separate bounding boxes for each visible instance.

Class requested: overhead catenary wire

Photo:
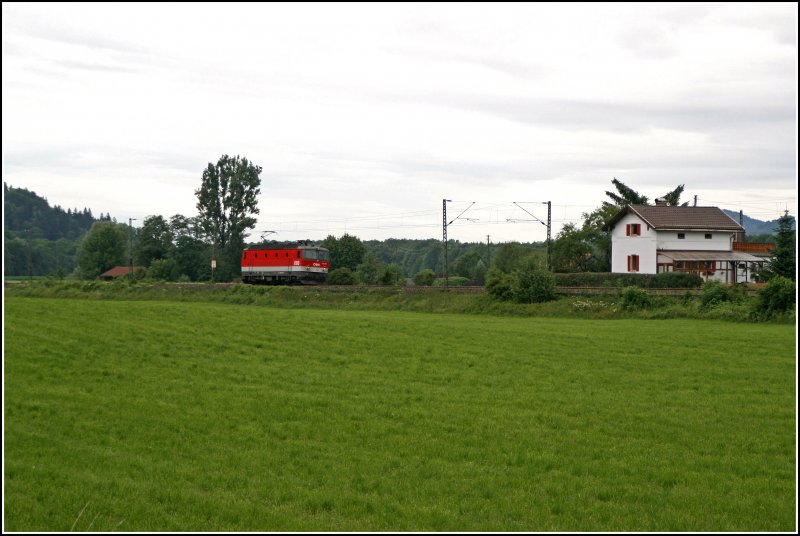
[256,196,796,241]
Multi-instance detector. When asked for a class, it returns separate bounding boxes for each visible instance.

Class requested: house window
[705,233,712,239]
[627,254,640,272]
[677,233,685,239]
[676,261,685,269]
[626,224,641,237]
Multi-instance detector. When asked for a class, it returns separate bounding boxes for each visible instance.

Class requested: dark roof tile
[605,205,744,231]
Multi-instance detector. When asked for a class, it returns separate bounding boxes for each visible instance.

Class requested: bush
[700,281,731,309]
[649,272,704,289]
[325,267,358,285]
[378,264,404,286]
[514,264,556,303]
[621,286,650,309]
[754,276,796,317]
[147,258,180,281]
[413,269,436,286]
[485,269,514,301]
[554,271,704,289]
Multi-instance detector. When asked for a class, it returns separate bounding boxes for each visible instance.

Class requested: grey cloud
[390,90,795,134]
[724,9,798,47]
[288,140,793,194]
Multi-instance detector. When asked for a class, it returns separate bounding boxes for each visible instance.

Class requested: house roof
[604,204,744,232]
[657,250,763,262]
[100,266,141,278]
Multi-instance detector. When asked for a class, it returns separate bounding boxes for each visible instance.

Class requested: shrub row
[554,272,704,288]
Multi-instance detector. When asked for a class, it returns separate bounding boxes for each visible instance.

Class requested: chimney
[655,197,667,206]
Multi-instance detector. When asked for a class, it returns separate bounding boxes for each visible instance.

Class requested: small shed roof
[100,266,141,278]
[605,205,744,232]
[657,250,763,262]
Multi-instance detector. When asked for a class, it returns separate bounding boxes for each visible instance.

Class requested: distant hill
[3,182,112,241]
[722,209,795,236]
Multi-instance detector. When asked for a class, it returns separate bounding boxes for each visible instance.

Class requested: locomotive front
[241,245,330,285]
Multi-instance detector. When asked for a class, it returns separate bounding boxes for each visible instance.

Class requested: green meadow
[3,297,796,532]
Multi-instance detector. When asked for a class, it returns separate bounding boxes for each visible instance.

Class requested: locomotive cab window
[302,249,329,261]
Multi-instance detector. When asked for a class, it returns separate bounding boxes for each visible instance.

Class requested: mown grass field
[3,297,796,532]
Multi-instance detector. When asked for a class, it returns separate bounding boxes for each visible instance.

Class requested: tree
[326,267,358,285]
[135,215,175,267]
[413,268,436,286]
[195,154,262,280]
[603,177,649,208]
[490,243,542,274]
[147,258,180,281]
[551,223,607,272]
[378,263,404,285]
[170,214,211,281]
[76,221,128,279]
[662,184,688,206]
[763,211,796,281]
[356,252,384,285]
[323,233,366,271]
[452,250,484,280]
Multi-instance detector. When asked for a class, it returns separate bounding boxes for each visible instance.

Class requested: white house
[604,203,766,283]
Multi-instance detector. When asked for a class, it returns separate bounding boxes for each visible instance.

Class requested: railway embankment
[4,279,792,323]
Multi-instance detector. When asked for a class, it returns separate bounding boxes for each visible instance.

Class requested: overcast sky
[3,2,797,243]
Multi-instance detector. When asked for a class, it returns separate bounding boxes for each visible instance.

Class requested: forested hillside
[4,183,111,276]
[722,208,795,236]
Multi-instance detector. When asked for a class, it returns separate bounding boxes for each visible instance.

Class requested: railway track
[154,283,752,296]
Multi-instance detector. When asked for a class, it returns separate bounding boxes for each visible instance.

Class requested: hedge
[554,272,703,289]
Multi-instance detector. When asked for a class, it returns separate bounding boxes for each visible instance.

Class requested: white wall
[657,231,734,251]
[610,213,658,274]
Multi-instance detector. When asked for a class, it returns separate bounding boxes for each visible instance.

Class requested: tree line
[5,171,794,285]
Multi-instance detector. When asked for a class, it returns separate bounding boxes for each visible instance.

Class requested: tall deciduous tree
[323,233,366,271]
[134,215,175,267]
[170,214,210,281]
[76,221,128,279]
[551,223,608,273]
[195,154,262,280]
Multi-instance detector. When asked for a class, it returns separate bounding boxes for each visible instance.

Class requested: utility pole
[443,199,449,289]
[509,201,552,270]
[545,201,551,271]
[442,199,474,289]
[128,218,137,276]
[486,235,491,267]
[693,195,698,207]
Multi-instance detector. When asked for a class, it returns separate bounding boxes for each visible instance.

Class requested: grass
[3,297,797,531]
[4,279,795,323]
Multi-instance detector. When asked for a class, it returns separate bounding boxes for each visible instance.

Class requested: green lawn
[3,297,796,532]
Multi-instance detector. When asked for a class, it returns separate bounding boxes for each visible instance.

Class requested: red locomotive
[241,245,330,284]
